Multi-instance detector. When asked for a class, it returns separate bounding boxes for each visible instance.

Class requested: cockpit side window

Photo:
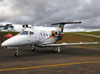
[20,31,28,35]
[30,31,34,35]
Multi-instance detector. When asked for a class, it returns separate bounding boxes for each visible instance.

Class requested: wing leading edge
[39,42,98,47]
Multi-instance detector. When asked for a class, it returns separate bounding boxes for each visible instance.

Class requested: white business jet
[1,22,98,57]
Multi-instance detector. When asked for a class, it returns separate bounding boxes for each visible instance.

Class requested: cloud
[0,0,100,28]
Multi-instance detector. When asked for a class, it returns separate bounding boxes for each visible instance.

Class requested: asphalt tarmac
[0,46,100,74]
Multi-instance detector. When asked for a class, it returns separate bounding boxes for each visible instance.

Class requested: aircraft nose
[1,35,28,47]
[1,37,15,47]
[1,40,10,47]
[1,42,4,46]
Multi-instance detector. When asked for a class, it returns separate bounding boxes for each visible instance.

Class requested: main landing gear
[15,48,19,57]
[55,47,61,53]
[14,46,60,57]
[31,45,35,51]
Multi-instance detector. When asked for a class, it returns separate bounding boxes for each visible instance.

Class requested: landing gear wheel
[31,45,35,51]
[15,51,19,57]
[55,47,61,53]
[31,47,35,51]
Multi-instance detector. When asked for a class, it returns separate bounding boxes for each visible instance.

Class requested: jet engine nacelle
[53,31,63,40]
[51,30,63,40]
[54,31,60,37]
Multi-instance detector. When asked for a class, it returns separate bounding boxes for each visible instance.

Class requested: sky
[0,0,100,29]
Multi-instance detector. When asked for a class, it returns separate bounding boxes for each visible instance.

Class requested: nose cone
[1,39,13,47]
[1,35,28,47]
[1,36,17,47]
[1,42,7,47]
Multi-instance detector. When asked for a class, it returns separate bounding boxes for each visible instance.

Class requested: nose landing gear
[31,45,35,51]
[15,48,19,57]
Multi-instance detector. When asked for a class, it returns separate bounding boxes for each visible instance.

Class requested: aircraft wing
[39,42,98,47]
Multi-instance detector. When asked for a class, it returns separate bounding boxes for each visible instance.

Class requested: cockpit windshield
[19,31,29,35]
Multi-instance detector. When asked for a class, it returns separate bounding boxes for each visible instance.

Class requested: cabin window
[40,33,42,36]
[46,33,48,36]
[49,33,51,36]
[20,31,28,35]
[43,33,45,36]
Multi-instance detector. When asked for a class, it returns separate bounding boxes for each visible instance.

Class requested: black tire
[31,47,35,51]
[15,52,19,57]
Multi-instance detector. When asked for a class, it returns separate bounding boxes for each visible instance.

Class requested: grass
[77,31,100,36]
[0,31,19,43]
[57,32,100,49]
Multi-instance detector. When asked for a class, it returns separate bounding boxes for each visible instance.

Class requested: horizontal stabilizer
[52,21,82,25]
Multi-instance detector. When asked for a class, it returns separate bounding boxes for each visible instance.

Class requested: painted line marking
[0,61,100,72]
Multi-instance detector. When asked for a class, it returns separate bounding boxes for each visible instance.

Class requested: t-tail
[52,21,82,32]
[51,21,82,40]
